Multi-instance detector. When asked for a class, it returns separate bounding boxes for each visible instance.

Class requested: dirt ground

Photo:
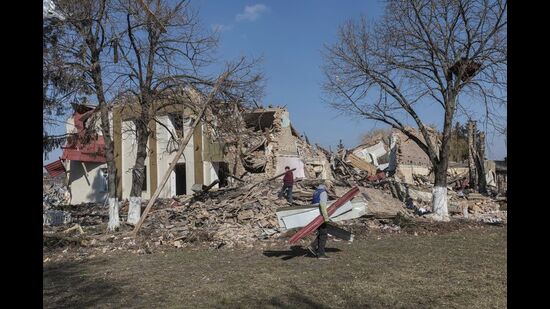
[43,222,506,308]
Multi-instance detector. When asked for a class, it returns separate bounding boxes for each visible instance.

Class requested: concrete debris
[381,224,401,232]
[481,217,503,225]
[218,107,331,182]
[43,183,70,208]
[44,180,322,254]
[43,210,72,226]
[361,187,409,219]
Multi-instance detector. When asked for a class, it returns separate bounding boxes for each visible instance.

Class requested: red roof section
[44,159,66,177]
[61,104,107,163]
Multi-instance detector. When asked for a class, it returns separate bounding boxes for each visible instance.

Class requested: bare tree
[112,0,262,224]
[322,0,506,220]
[55,0,121,230]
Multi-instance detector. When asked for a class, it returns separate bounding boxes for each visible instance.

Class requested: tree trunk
[89,42,120,231]
[429,90,455,222]
[476,132,487,194]
[432,138,450,221]
[432,164,450,222]
[127,119,149,225]
[467,120,478,191]
[100,106,120,230]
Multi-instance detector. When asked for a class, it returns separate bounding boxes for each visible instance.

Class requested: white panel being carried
[276,196,367,230]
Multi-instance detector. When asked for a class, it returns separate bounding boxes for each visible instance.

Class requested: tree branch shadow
[262,245,342,261]
[43,258,150,308]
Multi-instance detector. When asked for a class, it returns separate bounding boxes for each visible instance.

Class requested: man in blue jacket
[308,184,330,259]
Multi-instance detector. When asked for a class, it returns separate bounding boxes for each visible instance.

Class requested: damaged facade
[45,102,330,205]
[336,127,439,185]
[234,108,332,180]
[43,114,507,254]
[44,104,109,205]
[339,127,506,195]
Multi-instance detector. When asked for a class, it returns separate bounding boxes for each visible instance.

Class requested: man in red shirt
[278,166,294,203]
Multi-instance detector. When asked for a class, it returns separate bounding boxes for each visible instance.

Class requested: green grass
[43,224,506,308]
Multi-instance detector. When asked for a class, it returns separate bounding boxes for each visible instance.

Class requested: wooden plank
[347,153,377,175]
[81,161,90,185]
[288,186,359,244]
[248,168,297,191]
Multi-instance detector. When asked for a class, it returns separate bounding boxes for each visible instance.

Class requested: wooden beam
[132,73,229,236]
[347,153,377,175]
[81,161,90,186]
[248,168,296,191]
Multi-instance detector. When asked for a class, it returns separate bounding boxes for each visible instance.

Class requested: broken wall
[274,155,306,178]
[484,160,497,187]
[273,110,298,155]
[352,141,388,166]
[393,128,437,167]
[392,128,439,184]
[395,164,432,184]
[234,107,329,181]
[67,161,107,204]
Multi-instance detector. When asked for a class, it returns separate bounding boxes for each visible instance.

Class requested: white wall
[121,121,151,200]
[155,116,195,197]
[353,141,387,166]
[65,116,76,135]
[204,161,219,188]
[397,164,431,184]
[67,160,107,204]
[274,155,306,179]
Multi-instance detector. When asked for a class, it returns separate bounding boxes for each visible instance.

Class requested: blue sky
[44,0,507,164]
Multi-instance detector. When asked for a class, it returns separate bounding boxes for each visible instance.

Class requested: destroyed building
[44,101,331,205]
[44,104,108,204]
[43,112,507,254]
[341,127,439,184]
[338,126,505,192]
[230,107,332,180]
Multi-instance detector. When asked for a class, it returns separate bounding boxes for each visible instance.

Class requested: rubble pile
[43,183,70,208]
[137,178,347,248]
[448,193,507,224]
[43,182,73,227]
[43,178,337,258]
[381,178,507,223]
[204,107,331,185]
[139,182,290,249]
